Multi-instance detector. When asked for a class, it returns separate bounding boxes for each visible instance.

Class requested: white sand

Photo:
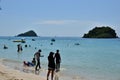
[0,59,46,80]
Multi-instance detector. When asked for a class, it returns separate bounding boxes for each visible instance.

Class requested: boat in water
[13,39,26,43]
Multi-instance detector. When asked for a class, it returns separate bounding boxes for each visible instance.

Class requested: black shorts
[48,67,55,70]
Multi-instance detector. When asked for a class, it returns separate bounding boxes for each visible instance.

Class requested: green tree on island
[83,26,118,38]
[17,30,38,37]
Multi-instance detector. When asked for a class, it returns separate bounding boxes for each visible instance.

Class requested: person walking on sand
[54,49,61,72]
[47,52,55,80]
[34,49,43,71]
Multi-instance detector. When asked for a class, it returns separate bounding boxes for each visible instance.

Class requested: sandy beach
[0,59,46,80]
[0,58,63,80]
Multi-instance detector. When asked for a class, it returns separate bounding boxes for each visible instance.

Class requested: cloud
[35,20,109,27]
[35,20,81,25]
[35,20,110,28]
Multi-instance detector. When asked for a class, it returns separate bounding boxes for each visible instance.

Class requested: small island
[17,30,38,37]
[83,26,118,38]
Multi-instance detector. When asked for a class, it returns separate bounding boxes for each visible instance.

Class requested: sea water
[0,36,120,80]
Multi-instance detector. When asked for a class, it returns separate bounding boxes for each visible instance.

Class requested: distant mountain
[17,30,38,37]
[83,26,118,38]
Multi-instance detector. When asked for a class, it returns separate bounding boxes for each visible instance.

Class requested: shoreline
[0,58,76,80]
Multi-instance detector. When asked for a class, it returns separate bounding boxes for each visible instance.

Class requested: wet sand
[0,59,46,80]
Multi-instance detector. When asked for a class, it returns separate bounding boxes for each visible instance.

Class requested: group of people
[47,50,61,80]
[23,49,61,80]
[17,44,23,52]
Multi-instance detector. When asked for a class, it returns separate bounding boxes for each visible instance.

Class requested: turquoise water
[0,36,120,80]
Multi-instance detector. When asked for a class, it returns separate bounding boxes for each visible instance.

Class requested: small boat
[51,38,55,42]
[13,39,26,43]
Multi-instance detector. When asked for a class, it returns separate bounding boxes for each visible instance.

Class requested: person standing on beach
[47,52,55,80]
[54,49,61,72]
[34,49,42,71]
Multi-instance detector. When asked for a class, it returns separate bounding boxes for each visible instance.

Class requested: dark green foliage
[17,30,38,37]
[83,26,118,38]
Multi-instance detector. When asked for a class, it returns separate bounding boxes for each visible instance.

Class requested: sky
[0,0,120,37]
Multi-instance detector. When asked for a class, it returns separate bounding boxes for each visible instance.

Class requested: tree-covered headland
[83,26,118,38]
[17,30,38,37]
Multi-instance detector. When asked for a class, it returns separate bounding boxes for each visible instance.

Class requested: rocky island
[83,26,118,38]
[17,30,38,37]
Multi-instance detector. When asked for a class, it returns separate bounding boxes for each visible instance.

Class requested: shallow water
[0,36,120,80]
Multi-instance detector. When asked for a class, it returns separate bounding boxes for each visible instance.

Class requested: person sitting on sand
[23,61,29,67]
[23,61,34,67]
[23,58,36,67]
[47,52,55,80]
[32,58,36,66]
